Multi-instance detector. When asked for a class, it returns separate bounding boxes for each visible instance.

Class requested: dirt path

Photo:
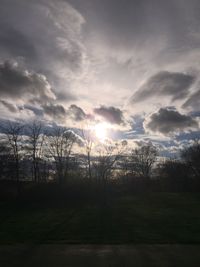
[0,244,200,267]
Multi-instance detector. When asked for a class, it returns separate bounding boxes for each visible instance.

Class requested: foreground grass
[0,193,200,244]
[1,244,200,267]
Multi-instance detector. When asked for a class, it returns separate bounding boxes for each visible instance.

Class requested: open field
[1,193,200,244]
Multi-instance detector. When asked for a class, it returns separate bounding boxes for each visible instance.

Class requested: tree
[0,140,11,180]
[27,121,44,183]
[181,140,200,179]
[1,122,24,192]
[159,159,190,191]
[47,127,77,185]
[130,145,158,178]
[94,141,126,181]
[82,124,94,180]
[93,140,126,203]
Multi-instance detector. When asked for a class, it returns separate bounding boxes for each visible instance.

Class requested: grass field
[1,244,200,267]
[1,192,200,244]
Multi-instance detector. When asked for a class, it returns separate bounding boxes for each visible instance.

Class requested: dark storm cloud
[131,71,195,104]
[0,100,18,113]
[94,106,124,125]
[182,89,200,110]
[0,60,55,103]
[144,107,198,135]
[68,104,86,121]
[42,103,66,120]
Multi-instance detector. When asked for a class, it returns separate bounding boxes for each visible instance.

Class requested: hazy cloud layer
[144,108,198,135]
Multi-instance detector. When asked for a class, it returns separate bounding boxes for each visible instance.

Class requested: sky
[0,0,199,156]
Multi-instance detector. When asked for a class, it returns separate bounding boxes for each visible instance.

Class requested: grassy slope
[0,193,200,244]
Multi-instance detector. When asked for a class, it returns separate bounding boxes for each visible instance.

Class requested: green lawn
[1,193,200,244]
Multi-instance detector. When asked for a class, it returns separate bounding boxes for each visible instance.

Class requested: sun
[94,122,108,141]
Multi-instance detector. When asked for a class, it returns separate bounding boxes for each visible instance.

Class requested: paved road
[0,244,200,267]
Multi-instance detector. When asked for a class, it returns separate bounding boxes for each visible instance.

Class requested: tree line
[0,121,199,197]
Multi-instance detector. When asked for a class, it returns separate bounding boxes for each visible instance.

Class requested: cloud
[0,60,56,103]
[0,0,200,151]
[0,25,37,59]
[0,100,18,113]
[42,103,66,120]
[75,0,192,50]
[42,103,87,124]
[0,0,86,102]
[94,106,124,125]
[22,105,43,116]
[131,71,195,104]
[56,91,77,102]
[182,89,200,110]
[144,107,198,135]
[68,104,86,121]
[23,102,89,127]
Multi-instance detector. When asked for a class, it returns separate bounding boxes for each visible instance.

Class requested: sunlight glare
[95,122,108,141]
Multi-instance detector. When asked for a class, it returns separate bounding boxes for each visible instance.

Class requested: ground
[1,244,200,267]
[1,193,200,244]
[1,192,200,266]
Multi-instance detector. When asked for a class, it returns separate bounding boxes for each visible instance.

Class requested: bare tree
[93,140,126,203]
[94,141,123,181]
[1,122,24,192]
[181,140,200,179]
[27,121,44,183]
[130,145,158,179]
[47,127,77,185]
[0,138,11,180]
[159,159,190,191]
[82,125,94,180]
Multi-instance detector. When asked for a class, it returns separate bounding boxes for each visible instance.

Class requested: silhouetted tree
[181,140,200,179]
[27,121,44,183]
[0,141,11,179]
[130,145,158,179]
[159,159,190,191]
[1,122,24,193]
[47,127,77,185]
[82,125,94,180]
[94,140,126,204]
